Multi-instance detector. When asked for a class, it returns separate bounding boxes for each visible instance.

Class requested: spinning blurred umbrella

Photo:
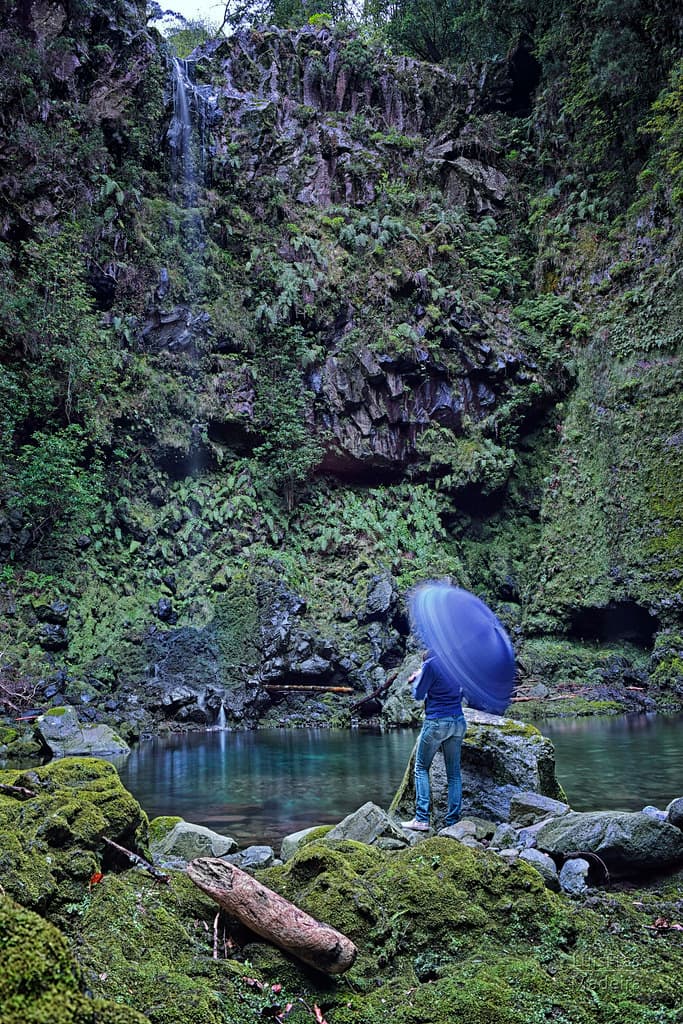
[408,582,516,715]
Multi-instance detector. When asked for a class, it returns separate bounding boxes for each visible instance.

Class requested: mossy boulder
[150,820,238,865]
[0,757,147,921]
[0,893,149,1024]
[390,709,565,829]
[35,706,130,758]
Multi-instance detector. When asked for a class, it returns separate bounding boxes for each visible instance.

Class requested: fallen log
[186,857,357,975]
[264,685,354,694]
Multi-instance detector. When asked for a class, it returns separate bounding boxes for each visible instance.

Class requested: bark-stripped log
[186,857,357,975]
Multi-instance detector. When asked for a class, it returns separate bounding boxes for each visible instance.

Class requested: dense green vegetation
[0,2,682,1013]
[0,0,681,730]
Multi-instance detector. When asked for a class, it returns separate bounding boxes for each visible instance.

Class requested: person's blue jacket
[412,657,463,719]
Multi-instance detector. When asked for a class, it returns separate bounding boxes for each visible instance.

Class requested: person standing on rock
[401,651,467,832]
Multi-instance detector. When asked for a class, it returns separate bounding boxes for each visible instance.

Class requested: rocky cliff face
[0,7,681,739]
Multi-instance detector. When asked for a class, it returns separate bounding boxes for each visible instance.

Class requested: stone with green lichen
[0,757,147,921]
[150,820,238,864]
[148,814,184,846]
[0,893,150,1024]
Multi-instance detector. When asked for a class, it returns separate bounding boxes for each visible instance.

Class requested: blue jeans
[414,716,467,826]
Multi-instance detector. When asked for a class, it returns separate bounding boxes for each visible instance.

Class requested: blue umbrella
[408,581,516,715]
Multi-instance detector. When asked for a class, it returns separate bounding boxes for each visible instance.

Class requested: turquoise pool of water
[114,713,683,848]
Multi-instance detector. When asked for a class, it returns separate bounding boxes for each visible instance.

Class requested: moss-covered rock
[35,706,130,758]
[0,893,149,1024]
[389,709,565,828]
[0,757,147,922]
[77,871,284,1024]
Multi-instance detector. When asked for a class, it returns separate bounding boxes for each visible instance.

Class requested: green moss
[211,576,260,666]
[78,872,268,1024]
[0,758,148,921]
[0,893,149,1024]
[514,698,625,720]
[148,816,184,846]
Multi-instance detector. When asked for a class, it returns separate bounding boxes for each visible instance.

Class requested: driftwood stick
[0,782,37,800]
[187,857,357,975]
[102,836,170,884]
[213,911,220,959]
[350,670,399,712]
[510,694,579,703]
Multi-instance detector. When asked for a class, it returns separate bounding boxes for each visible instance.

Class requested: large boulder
[0,757,147,919]
[535,811,683,876]
[35,705,130,758]
[389,710,564,829]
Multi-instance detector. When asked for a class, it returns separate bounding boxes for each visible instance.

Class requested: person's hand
[408,671,418,683]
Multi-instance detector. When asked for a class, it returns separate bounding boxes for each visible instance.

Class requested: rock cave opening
[568,602,660,647]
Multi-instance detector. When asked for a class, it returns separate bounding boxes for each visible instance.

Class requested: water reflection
[114,715,683,849]
[115,728,419,848]
[537,712,683,811]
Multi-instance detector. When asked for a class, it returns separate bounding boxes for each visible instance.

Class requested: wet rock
[150,821,238,864]
[155,597,176,622]
[438,817,496,842]
[35,706,129,758]
[280,826,327,862]
[509,792,571,827]
[559,858,590,896]
[297,654,332,676]
[363,574,396,621]
[224,845,275,870]
[37,623,69,650]
[32,598,70,624]
[162,574,177,594]
[380,651,424,727]
[490,823,519,849]
[324,801,409,847]
[666,797,683,830]
[641,804,667,821]
[519,848,560,891]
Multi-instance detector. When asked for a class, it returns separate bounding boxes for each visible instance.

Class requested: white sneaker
[401,818,430,831]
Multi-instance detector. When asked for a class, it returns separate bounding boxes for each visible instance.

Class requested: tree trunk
[186,857,357,975]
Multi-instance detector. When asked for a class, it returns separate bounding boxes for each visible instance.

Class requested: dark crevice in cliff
[569,602,660,647]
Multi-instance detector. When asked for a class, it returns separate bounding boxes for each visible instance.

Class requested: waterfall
[217,702,227,730]
[169,57,197,205]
